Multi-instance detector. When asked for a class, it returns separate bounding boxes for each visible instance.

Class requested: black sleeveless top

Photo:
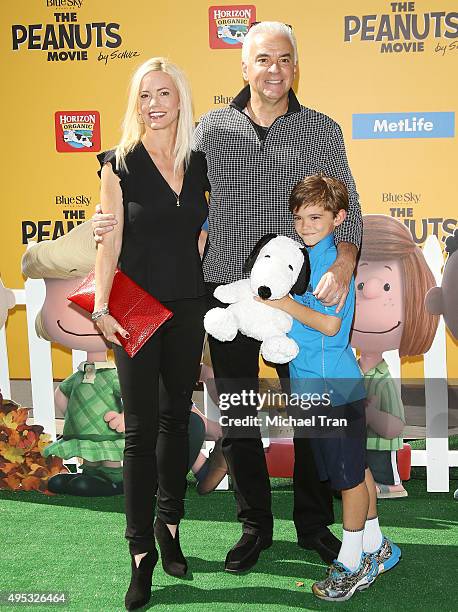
[97,143,209,301]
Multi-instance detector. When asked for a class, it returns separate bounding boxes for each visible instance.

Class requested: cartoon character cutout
[425,229,458,500]
[351,215,438,498]
[21,222,125,496]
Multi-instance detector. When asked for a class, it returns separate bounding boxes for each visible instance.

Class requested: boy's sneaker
[369,536,401,575]
[312,554,378,602]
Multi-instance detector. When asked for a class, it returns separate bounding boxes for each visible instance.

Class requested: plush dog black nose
[258,286,272,299]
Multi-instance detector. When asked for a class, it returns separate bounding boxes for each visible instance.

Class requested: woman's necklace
[170,188,180,207]
[144,145,181,207]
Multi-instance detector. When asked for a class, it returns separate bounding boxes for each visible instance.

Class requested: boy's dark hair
[289,174,349,216]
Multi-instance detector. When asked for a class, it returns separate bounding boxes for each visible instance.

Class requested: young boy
[260,175,401,601]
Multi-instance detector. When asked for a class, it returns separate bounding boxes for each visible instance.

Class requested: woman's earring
[137,113,144,124]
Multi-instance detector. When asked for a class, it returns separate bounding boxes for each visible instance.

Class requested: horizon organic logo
[209,5,256,49]
[55,110,101,152]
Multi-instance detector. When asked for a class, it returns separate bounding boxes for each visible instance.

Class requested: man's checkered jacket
[194,86,362,285]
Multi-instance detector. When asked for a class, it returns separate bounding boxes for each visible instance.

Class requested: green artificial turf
[0,476,457,612]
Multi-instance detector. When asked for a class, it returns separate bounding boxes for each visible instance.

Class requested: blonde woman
[94,58,208,610]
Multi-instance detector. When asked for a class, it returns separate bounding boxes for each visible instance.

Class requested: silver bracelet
[91,304,110,321]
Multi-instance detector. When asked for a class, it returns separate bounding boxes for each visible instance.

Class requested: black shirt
[97,143,209,301]
[250,120,269,141]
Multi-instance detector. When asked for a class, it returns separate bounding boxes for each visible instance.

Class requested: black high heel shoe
[154,517,188,577]
[124,548,158,611]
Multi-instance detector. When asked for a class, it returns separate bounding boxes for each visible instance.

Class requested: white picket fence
[1,235,457,492]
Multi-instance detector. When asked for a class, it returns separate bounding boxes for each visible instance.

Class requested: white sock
[363,516,383,553]
[337,528,364,571]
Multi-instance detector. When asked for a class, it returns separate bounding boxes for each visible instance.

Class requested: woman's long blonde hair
[116,57,194,174]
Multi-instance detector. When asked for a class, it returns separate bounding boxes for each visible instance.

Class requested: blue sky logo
[352,112,455,139]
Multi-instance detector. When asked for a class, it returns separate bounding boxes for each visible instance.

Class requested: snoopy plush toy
[204,234,311,364]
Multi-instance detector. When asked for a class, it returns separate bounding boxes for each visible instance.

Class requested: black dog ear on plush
[290,248,311,296]
[243,233,277,273]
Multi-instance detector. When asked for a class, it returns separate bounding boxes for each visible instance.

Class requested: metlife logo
[353,112,455,139]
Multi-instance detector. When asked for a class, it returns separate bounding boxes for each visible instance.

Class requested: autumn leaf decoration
[0,391,67,494]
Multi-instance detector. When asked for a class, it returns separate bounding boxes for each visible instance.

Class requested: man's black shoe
[297,530,341,564]
[224,533,272,573]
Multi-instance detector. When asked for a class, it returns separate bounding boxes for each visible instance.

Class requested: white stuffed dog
[204,234,310,364]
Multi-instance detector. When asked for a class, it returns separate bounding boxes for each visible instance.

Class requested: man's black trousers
[206,283,334,540]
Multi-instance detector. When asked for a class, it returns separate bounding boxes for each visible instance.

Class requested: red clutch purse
[67,268,173,358]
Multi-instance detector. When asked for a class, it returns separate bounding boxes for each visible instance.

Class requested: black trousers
[206,283,334,539]
[114,296,206,555]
